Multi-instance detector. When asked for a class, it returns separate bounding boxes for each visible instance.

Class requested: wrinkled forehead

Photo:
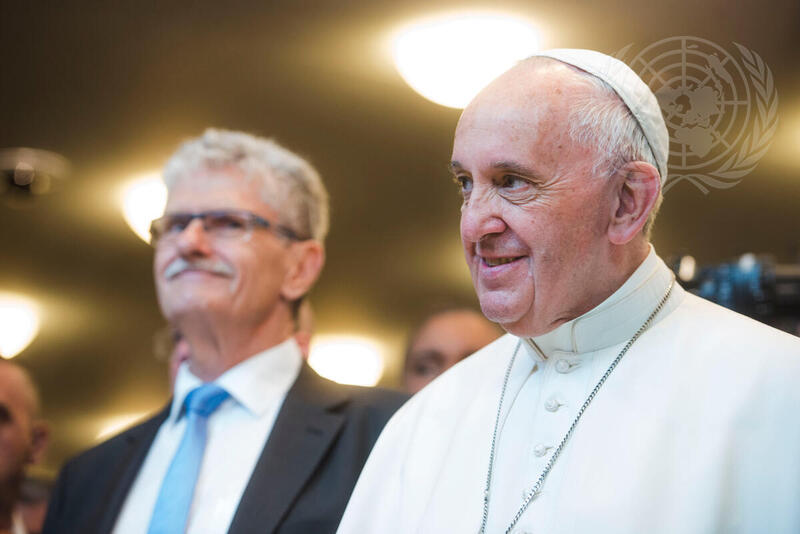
[166,165,283,215]
[455,96,556,145]
[455,59,592,144]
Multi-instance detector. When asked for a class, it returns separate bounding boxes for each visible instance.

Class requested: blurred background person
[0,361,49,534]
[294,300,314,359]
[168,330,191,392]
[403,308,502,394]
[153,327,192,392]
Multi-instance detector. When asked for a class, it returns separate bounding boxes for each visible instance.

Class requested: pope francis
[336,49,800,534]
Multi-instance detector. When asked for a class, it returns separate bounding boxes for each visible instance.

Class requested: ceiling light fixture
[0,148,70,202]
[391,12,542,109]
[308,335,386,387]
[0,293,41,359]
[120,172,168,244]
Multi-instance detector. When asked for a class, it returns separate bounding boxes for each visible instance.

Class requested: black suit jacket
[42,364,407,534]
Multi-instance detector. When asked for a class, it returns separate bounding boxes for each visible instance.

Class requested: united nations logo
[617,36,778,193]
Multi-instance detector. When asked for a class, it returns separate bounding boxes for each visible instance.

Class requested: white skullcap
[531,48,669,183]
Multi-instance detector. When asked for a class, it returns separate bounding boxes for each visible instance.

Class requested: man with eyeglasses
[42,129,407,534]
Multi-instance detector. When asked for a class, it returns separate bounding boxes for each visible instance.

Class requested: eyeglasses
[149,209,303,245]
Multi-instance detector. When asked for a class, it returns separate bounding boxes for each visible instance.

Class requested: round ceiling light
[0,148,70,204]
[0,293,41,359]
[120,172,168,244]
[308,335,386,387]
[391,12,542,109]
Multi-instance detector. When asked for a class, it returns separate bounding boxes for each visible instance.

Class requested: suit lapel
[228,365,349,534]
[95,406,170,533]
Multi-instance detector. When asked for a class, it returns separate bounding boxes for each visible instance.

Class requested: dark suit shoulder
[69,410,165,466]
[50,407,164,478]
[339,382,408,410]
[233,368,408,534]
[338,383,408,439]
[301,368,408,420]
[42,408,168,534]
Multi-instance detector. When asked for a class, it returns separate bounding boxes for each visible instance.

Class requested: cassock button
[544,398,560,412]
[533,444,550,457]
[555,359,579,373]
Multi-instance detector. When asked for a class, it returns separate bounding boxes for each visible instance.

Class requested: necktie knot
[184,383,229,418]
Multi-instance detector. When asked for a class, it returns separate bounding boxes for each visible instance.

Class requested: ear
[28,421,50,465]
[607,161,661,245]
[280,241,326,301]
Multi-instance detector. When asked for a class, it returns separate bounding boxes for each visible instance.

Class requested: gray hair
[529,57,663,237]
[163,129,330,241]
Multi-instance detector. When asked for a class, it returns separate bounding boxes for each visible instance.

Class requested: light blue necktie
[147,383,230,534]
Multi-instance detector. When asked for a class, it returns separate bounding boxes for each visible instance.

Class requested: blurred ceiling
[2,0,799,473]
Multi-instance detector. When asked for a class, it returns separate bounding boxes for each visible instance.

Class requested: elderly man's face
[154,168,296,329]
[0,365,36,487]
[452,64,616,337]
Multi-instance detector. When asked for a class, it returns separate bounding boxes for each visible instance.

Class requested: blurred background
[1,0,798,476]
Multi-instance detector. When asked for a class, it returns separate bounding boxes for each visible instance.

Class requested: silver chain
[479,278,675,534]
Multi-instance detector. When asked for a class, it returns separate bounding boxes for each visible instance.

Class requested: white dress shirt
[337,248,800,534]
[113,337,302,534]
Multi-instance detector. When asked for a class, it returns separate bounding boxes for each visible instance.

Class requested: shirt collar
[170,337,303,423]
[12,509,26,534]
[524,246,677,360]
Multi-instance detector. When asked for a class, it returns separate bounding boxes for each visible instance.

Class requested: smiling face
[452,61,621,337]
[153,168,295,331]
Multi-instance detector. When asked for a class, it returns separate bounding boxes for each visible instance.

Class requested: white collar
[523,246,679,359]
[11,508,26,534]
[170,337,302,423]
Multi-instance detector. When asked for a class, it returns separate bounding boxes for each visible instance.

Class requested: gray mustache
[164,257,235,280]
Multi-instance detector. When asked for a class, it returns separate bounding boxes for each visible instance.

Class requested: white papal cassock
[338,248,800,534]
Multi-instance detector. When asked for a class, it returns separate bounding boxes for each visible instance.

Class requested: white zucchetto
[532,48,669,183]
